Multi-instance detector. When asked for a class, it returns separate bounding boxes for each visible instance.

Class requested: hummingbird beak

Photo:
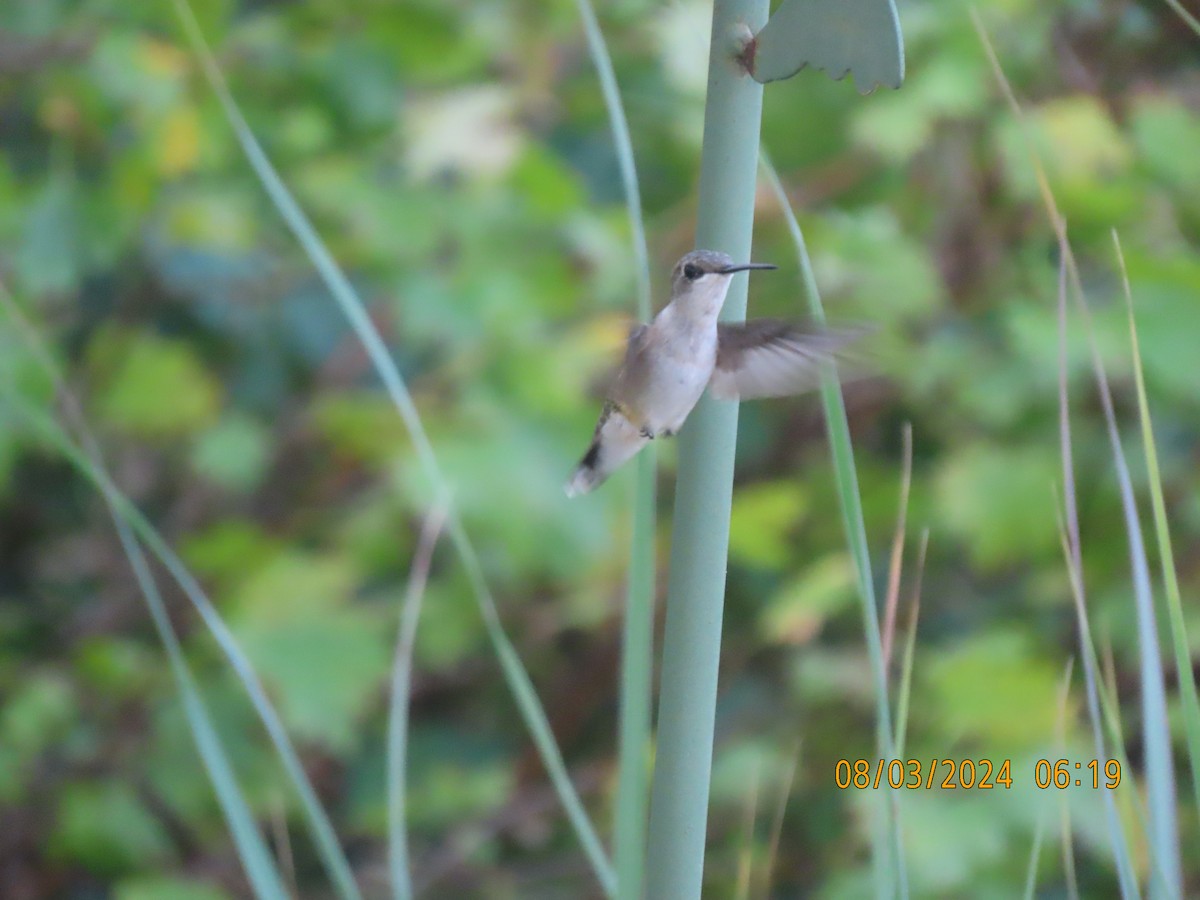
[717,262,777,274]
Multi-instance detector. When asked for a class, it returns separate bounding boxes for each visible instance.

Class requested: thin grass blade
[759,745,799,900]
[1023,807,1046,900]
[893,530,926,758]
[388,504,451,900]
[0,293,289,900]
[760,154,905,897]
[116,523,290,900]
[1080,284,1181,899]
[167,2,614,890]
[881,422,913,673]
[569,1,657,894]
[1112,230,1200,818]
[1161,0,1200,37]
[13,399,362,899]
[1049,245,1139,898]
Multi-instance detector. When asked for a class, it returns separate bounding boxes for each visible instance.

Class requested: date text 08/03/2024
[834,758,1123,791]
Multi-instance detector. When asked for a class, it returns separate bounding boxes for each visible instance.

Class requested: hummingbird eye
[683,263,702,281]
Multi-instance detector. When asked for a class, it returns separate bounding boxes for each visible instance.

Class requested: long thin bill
[718,262,778,273]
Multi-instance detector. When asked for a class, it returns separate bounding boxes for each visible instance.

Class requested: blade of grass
[1112,229,1200,818]
[1048,242,1138,898]
[1076,257,1180,899]
[0,290,290,900]
[882,422,913,673]
[759,742,799,900]
[168,2,615,892]
[269,794,297,897]
[734,761,761,900]
[118,519,291,900]
[893,530,926,758]
[12,397,362,898]
[1052,495,1141,900]
[1023,806,1047,900]
[1054,658,1078,900]
[1161,0,1200,38]
[569,1,657,895]
[572,0,651,322]
[760,154,905,898]
[973,12,1178,892]
[388,502,451,900]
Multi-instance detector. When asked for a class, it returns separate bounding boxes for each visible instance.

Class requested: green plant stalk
[645,2,767,896]
[569,1,657,893]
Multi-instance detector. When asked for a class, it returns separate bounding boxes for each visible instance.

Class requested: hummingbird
[565,249,856,497]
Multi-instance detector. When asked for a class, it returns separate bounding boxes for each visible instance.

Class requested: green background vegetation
[1,0,1198,896]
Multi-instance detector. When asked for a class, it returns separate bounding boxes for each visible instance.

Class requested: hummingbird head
[669,250,776,317]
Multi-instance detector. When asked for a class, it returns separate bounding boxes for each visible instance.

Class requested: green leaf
[729,480,809,569]
[226,552,390,751]
[1131,96,1200,194]
[92,331,222,438]
[759,552,855,643]
[116,876,231,900]
[924,631,1064,748]
[749,0,904,93]
[16,175,79,296]
[935,442,1059,571]
[51,781,173,874]
[190,413,271,491]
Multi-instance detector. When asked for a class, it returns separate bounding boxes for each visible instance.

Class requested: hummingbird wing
[710,319,858,401]
[608,323,653,417]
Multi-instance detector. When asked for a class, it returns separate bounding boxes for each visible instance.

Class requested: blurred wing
[710,319,858,401]
[609,323,652,406]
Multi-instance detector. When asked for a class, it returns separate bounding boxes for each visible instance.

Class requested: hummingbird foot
[639,426,656,440]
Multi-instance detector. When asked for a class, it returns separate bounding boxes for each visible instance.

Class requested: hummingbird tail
[564,406,648,497]
[564,440,605,497]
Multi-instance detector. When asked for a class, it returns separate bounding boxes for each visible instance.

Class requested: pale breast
[639,325,717,431]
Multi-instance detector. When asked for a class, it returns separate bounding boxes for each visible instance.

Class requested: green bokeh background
[1,0,1198,896]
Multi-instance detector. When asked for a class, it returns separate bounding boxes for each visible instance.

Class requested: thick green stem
[645,2,767,896]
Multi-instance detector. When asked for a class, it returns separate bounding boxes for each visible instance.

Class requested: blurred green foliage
[0,0,1198,896]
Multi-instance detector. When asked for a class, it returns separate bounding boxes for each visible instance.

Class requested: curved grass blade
[0,292,289,900]
[1161,0,1200,38]
[760,154,905,897]
[1053,659,1078,900]
[893,530,926,758]
[388,502,450,900]
[570,0,656,895]
[116,521,291,900]
[12,398,361,899]
[1048,246,1138,899]
[1023,806,1047,900]
[168,1,615,891]
[1112,230,1200,820]
[1078,278,1181,899]
[881,422,913,673]
[972,14,1160,892]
